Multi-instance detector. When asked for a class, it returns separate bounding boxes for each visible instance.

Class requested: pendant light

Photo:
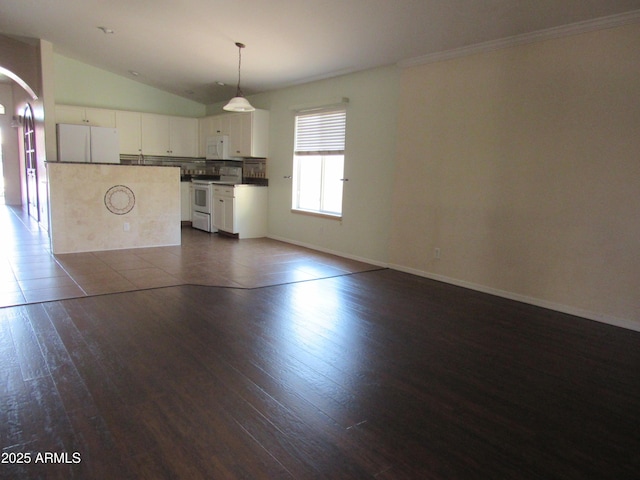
[223,42,255,112]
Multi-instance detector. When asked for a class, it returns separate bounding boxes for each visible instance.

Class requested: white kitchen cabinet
[218,114,232,136]
[55,106,85,125]
[198,115,223,156]
[213,185,267,238]
[226,114,243,157]
[170,116,198,157]
[212,185,235,233]
[57,105,202,158]
[214,195,234,233]
[180,181,192,222]
[141,113,170,156]
[227,109,269,158]
[55,105,116,127]
[198,109,269,159]
[115,110,142,154]
[141,113,198,157]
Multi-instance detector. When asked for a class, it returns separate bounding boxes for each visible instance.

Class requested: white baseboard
[389,264,640,333]
[266,235,388,268]
[266,235,639,333]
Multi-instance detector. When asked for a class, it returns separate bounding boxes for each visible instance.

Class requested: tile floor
[0,205,380,307]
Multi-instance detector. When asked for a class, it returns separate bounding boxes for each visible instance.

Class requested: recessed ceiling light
[128,70,139,76]
[97,26,115,34]
[216,81,225,86]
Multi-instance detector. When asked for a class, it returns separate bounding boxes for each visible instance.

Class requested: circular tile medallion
[104,185,135,215]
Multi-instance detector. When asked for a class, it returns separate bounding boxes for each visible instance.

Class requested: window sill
[291,209,342,221]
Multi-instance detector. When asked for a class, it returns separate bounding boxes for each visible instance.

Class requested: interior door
[23,105,39,221]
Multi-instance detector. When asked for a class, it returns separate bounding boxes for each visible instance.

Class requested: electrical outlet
[123,222,130,232]
[434,248,441,259]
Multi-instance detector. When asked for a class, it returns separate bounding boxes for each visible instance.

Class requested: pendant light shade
[224,96,255,112]
[223,42,255,112]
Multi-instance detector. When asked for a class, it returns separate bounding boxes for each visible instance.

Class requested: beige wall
[239,66,400,264]
[390,23,640,328]
[48,163,180,254]
[0,35,40,94]
[0,83,19,202]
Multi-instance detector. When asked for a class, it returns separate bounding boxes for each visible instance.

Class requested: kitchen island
[47,162,181,254]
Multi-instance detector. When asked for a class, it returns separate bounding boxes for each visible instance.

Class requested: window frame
[291,106,347,219]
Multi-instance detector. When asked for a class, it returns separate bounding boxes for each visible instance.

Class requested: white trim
[267,234,640,333]
[267,234,388,268]
[389,263,640,333]
[398,10,640,68]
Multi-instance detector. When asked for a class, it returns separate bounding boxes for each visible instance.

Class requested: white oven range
[191,166,242,232]
[191,180,216,232]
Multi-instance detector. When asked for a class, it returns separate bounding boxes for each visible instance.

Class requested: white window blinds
[294,108,346,155]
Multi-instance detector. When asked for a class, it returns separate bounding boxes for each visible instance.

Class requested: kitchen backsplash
[119,155,268,185]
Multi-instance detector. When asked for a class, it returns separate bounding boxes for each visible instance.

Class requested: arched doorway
[0,66,42,221]
[23,104,39,220]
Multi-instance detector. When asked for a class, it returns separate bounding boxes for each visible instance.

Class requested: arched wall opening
[0,65,43,213]
[0,66,39,101]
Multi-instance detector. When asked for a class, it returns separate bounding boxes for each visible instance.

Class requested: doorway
[23,104,39,221]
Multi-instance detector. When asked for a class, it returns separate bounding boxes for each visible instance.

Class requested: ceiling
[1,0,639,105]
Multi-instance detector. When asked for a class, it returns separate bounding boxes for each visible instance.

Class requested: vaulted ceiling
[1,0,639,104]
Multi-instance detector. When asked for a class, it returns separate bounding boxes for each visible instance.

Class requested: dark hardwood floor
[1,269,640,479]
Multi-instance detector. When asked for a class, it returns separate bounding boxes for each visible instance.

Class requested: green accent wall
[54,54,205,117]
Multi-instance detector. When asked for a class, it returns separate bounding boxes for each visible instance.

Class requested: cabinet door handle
[283,175,292,179]
[340,178,349,182]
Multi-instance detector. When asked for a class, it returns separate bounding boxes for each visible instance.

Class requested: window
[292,107,346,218]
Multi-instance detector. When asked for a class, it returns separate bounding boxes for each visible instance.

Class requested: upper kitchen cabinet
[198,116,222,157]
[198,109,269,159]
[227,109,270,158]
[141,113,198,157]
[200,115,224,138]
[141,113,170,156]
[55,105,116,127]
[115,110,142,155]
[169,116,199,158]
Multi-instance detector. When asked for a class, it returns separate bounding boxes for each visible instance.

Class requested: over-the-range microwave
[206,135,229,160]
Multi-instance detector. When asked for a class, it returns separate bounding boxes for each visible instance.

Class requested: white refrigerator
[57,123,120,163]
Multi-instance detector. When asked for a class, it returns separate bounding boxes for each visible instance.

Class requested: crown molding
[398,9,640,68]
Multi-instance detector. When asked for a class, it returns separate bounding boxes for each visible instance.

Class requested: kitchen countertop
[50,160,180,167]
[48,161,268,186]
[188,180,268,187]
[185,176,268,186]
